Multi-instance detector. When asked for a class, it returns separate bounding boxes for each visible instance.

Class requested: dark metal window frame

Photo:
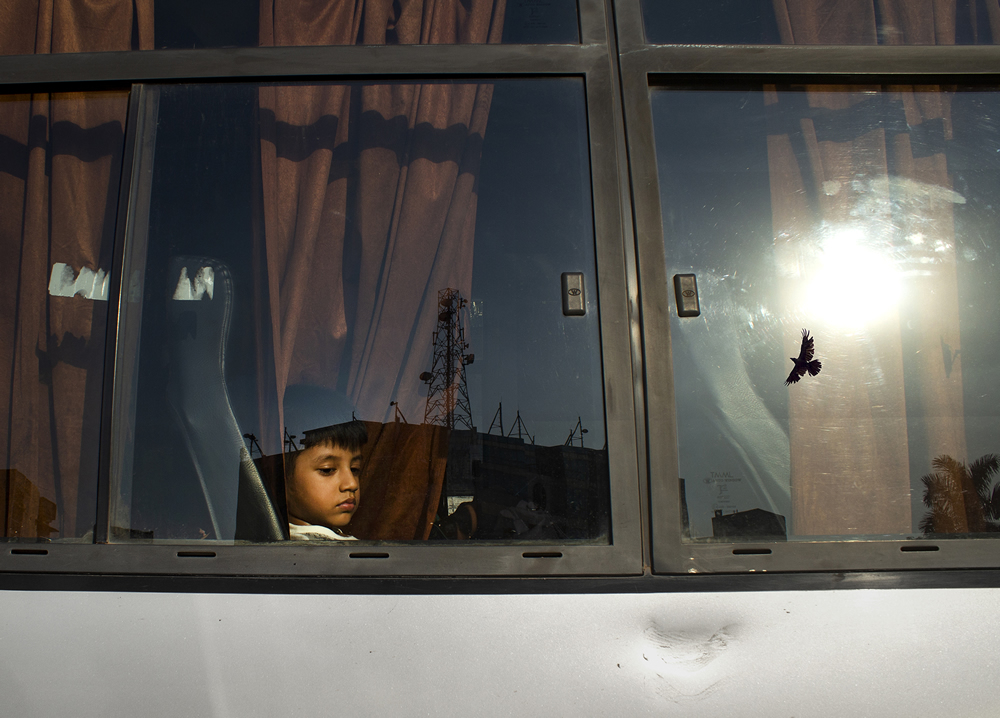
[0,0,648,577]
[614,0,1000,573]
[18,0,1000,581]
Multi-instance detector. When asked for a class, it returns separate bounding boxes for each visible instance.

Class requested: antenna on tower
[487,402,504,436]
[242,433,263,459]
[564,416,589,447]
[420,288,474,430]
[389,401,408,424]
[508,409,534,445]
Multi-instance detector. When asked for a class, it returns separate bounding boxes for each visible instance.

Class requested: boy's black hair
[285,421,369,481]
[300,420,369,453]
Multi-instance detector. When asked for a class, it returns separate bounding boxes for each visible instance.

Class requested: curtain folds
[260,0,506,45]
[767,0,968,534]
[0,1,151,539]
[771,0,973,45]
[0,0,153,56]
[258,0,504,539]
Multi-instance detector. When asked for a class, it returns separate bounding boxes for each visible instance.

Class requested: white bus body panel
[1,588,995,717]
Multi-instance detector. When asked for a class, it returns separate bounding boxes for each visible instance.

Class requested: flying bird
[785,329,822,386]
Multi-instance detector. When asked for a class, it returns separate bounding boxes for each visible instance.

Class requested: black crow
[785,329,822,386]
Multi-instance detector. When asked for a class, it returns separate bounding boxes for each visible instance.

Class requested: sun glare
[802,227,902,328]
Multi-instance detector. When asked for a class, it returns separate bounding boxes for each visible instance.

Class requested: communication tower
[420,288,475,429]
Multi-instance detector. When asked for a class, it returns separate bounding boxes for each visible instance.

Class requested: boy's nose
[341,469,359,492]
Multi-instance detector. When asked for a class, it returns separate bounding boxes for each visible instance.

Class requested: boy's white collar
[288,523,358,541]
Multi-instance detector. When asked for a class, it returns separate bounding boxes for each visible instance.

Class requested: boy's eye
[317,467,335,476]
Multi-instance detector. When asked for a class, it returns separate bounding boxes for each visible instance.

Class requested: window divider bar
[620,44,1000,77]
[95,83,144,545]
[0,44,608,87]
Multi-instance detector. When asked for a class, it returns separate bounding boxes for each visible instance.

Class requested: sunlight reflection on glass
[801,226,902,328]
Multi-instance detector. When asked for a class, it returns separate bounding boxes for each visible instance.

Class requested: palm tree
[920,453,1000,535]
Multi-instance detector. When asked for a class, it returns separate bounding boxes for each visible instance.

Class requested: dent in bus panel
[113,79,609,546]
[653,84,1000,543]
[0,91,130,543]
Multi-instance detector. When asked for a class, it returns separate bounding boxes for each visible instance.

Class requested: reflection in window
[0,2,152,55]
[156,0,580,48]
[643,0,1000,46]
[0,91,129,541]
[114,79,608,544]
[654,83,1000,541]
[641,0,779,45]
[0,0,579,55]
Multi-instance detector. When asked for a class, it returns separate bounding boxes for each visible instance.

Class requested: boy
[285,421,368,541]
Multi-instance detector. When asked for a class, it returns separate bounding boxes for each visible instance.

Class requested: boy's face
[286,442,361,530]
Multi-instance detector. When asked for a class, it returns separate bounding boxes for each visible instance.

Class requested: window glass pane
[156,0,580,48]
[0,90,129,541]
[0,0,579,54]
[499,0,579,44]
[652,83,1000,541]
[641,0,779,45]
[642,0,999,45]
[113,79,608,545]
[0,2,152,54]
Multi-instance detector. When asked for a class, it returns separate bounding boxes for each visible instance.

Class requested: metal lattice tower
[420,288,474,430]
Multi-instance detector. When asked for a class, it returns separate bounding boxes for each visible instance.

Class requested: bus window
[652,83,1000,544]
[641,0,1000,46]
[154,0,580,48]
[0,90,130,542]
[110,79,610,547]
[0,0,579,56]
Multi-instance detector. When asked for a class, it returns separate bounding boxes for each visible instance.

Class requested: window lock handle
[673,273,700,317]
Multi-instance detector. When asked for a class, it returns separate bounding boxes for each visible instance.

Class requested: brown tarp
[350,420,450,540]
[258,0,504,539]
[0,1,151,539]
[768,0,970,534]
[0,469,58,538]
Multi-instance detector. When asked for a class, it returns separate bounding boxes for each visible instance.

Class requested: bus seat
[165,255,286,542]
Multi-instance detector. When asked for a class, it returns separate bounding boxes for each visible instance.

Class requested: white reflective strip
[198,266,214,299]
[48,263,75,297]
[172,267,192,300]
[48,263,108,301]
[173,266,214,301]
